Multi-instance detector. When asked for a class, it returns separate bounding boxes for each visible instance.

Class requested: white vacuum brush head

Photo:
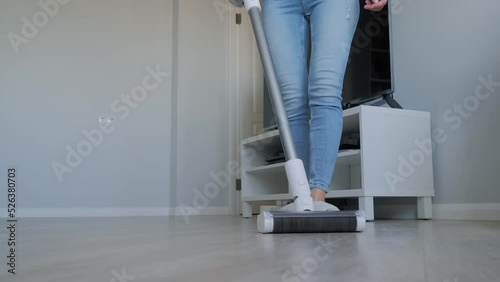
[257,211,273,233]
[257,210,367,233]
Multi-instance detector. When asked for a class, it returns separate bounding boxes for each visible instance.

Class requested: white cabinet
[241,105,435,220]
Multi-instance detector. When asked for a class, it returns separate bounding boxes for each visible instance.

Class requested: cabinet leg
[242,201,253,218]
[359,197,374,221]
[417,197,432,219]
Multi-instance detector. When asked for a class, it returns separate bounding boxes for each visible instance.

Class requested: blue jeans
[263,0,359,192]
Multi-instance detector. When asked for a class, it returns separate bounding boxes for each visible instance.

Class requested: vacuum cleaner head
[258,210,366,233]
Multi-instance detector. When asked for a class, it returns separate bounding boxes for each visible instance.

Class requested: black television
[264,1,397,130]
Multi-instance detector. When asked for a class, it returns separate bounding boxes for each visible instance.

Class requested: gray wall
[391,0,500,204]
[0,0,231,214]
[174,0,230,210]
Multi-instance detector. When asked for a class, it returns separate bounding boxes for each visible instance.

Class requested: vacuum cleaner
[230,0,366,233]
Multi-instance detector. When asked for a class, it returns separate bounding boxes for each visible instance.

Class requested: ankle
[311,188,326,201]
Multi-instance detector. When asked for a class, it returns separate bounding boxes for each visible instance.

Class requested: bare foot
[311,188,326,201]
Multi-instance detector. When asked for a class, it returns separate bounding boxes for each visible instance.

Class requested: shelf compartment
[327,189,364,198]
[342,107,361,135]
[336,149,361,166]
[245,149,360,174]
[241,130,280,146]
[242,171,288,197]
[246,162,285,174]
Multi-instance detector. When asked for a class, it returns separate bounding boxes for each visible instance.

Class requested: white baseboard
[433,203,500,221]
[0,207,229,218]
[375,203,500,221]
[174,206,230,216]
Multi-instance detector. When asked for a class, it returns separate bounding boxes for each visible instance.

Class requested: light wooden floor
[0,216,499,282]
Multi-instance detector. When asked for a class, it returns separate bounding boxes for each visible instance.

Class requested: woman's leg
[307,0,360,200]
[263,0,311,179]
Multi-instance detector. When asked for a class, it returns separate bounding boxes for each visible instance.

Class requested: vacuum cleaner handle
[244,1,314,211]
[244,1,297,161]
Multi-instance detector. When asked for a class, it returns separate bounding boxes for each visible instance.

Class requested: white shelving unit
[240,105,435,220]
